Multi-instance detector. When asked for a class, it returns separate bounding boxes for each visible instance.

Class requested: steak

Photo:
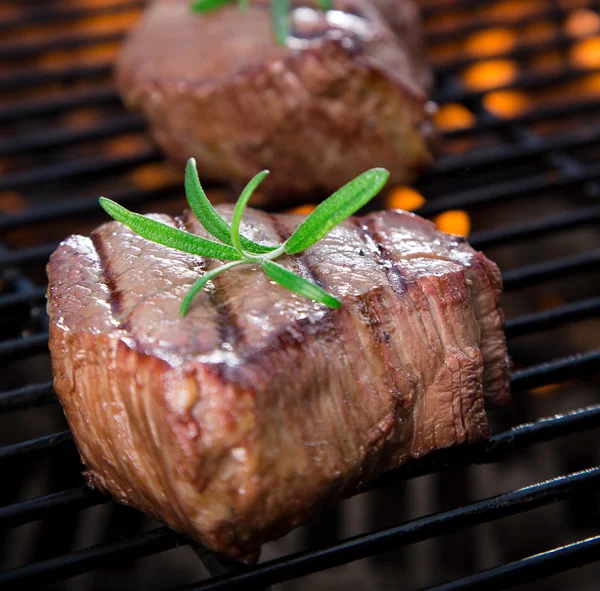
[47,206,510,560]
[116,0,435,202]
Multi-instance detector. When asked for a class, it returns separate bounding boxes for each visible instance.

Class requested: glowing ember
[387,187,426,211]
[531,51,564,71]
[488,0,548,19]
[462,59,517,91]
[566,8,600,37]
[571,36,600,68]
[434,103,475,131]
[128,164,179,190]
[288,204,317,215]
[583,72,600,94]
[465,28,515,57]
[531,384,561,397]
[483,90,530,118]
[434,210,470,237]
[524,22,556,43]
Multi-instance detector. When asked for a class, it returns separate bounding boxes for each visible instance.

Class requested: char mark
[352,217,407,295]
[180,210,244,351]
[90,230,124,320]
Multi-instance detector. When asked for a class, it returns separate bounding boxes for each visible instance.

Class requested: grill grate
[1,0,600,589]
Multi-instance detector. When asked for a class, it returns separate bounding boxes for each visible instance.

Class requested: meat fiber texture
[116,0,436,202]
[47,206,510,560]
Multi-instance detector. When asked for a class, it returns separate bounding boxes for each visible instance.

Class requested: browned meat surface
[116,0,435,202]
[47,207,509,560]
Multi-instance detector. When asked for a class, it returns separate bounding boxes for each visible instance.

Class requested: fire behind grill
[1,0,600,589]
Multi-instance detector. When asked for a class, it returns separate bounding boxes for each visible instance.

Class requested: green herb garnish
[99,159,389,316]
[190,0,332,46]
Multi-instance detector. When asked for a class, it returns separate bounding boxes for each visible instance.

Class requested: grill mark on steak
[90,229,124,320]
[355,217,407,295]
[181,209,244,352]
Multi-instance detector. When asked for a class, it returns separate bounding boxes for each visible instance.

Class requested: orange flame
[465,28,516,57]
[434,104,476,131]
[434,210,471,237]
[566,8,600,38]
[387,187,426,211]
[571,36,600,68]
[288,204,317,215]
[462,59,518,91]
[483,90,530,118]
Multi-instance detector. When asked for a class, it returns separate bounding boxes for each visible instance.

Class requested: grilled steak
[47,206,509,560]
[116,0,435,202]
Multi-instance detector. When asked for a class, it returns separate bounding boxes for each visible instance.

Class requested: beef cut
[116,0,436,202]
[47,206,510,560]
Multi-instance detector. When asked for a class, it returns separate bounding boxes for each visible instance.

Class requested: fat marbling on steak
[47,206,510,560]
[116,0,435,202]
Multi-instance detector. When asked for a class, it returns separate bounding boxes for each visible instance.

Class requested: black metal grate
[1,0,599,589]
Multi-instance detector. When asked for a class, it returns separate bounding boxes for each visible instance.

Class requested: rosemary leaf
[190,0,232,12]
[284,168,389,255]
[261,259,341,309]
[239,0,249,11]
[185,159,276,255]
[181,260,249,316]
[231,170,269,257]
[272,0,290,46]
[99,198,241,261]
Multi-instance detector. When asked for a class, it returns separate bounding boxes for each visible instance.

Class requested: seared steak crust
[116,0,435,201]
[47,207,509,559]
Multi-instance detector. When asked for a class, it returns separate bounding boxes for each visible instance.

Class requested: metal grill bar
[0,332,49,363]
[0,87,121,124]
[0,184,180,233]
[0,114,145,157]
[0,32,126,62]
[469,206,600,249]
[502,251,600,290]
[0,381,55,413]
[425,4,594,44]
[434,66,600,105]
[417,165,600,216]
[179,468,600,591]
[423,535,600,591]
[434,33,593,74]
[431,129,600,176]
[0,430,72,462]
[0,526,181,588]
[421,0,593,21]
[0,485,107,530]
[505,297,600,338]
[0,149,160,192]
[443,98,600,140]
[0,286,46,309]
[0,1,145,34]
[510,350,600,392]
[373,404,600,486]
[0,64,112,93]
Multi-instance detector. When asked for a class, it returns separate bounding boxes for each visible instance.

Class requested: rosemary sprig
[190,0,332,46]
[99,160,389,316]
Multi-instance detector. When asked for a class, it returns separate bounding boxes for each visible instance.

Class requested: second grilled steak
[47,206,509,560]
[116,0,435,202]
